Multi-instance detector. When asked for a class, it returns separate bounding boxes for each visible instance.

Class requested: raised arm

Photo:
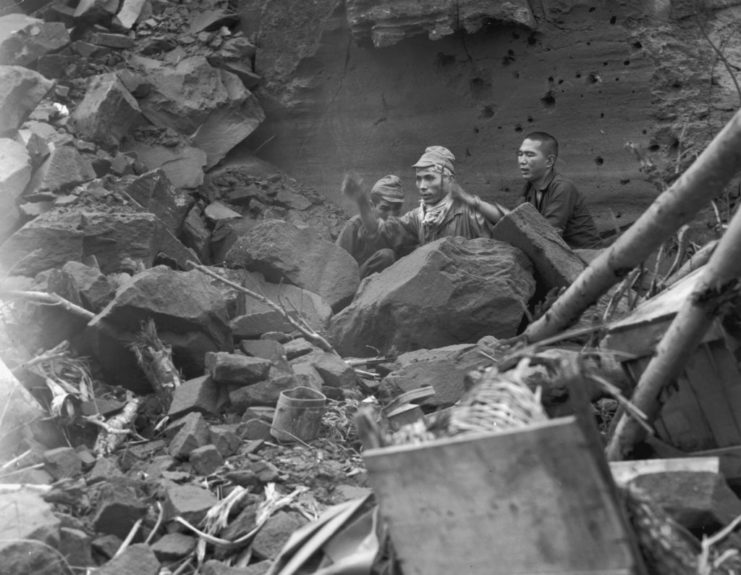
[342,173,380,236]
[450,182,509,224]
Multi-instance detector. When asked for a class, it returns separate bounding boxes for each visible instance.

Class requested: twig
[0,449,31,470]
[145,502,164,545]
[113,518,142,559]
[187,262,335,353]
[0,290,95,322]
[0,462,45,480]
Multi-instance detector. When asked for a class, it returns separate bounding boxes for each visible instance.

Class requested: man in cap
[518,131,601,248]
[337,174,410,278]
[343,146,508,251]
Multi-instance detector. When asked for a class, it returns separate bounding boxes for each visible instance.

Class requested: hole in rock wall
[480,105,495,118]
[595,156,604,166]
[540,90,556,108]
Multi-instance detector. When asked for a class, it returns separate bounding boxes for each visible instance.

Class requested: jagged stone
[124,141,207,188]
[189,444,224,475]
[61,261,116,312]
[225,219,359,311]
[251,511,308,560]
[24,145,96,197]
[491,202,587,291]
[74,0,119,21]
[60,527,94,568]
[0,137,31,241]
[329,237,535,356]
[0,210,192,277]
[238,418,273,441]
[92,484,148,538]
[0,14,70,66]
[151,533,196,562]
[283,337,318,360]
[16,127,50,167]
[88,457,125,482]
[209,424,241,457]
[89,31,133,49]
[0,65,54,134]
[168,411,211,459]
[95,544,160,575]
[113,0,151,30]
[43,446,83,479]
[129,55,264,168]
[91,534,122,561]
[296,350,356,389]
[182,204,211,262]
[113,169,192,234]
[207,36,259,89]
[71,72,141,149]
[240,339,290,371]
[205,200,241,222]
[345,0,535,47]
[206,351,272,386]
[380,343,492,407]
[163,484,218,524]
[189,9,240,33]
[289,362,324,389]
[168,375,225,417]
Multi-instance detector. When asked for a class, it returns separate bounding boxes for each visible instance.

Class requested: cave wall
[233,0,741,231]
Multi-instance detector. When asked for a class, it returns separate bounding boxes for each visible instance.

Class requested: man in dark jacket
[518,132,602,249]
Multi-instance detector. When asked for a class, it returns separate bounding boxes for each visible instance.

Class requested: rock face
[0,65,54,134]
[329,237,535,356]
[225,219,359,311]
[346,0,535,47]
[239,1,741,231]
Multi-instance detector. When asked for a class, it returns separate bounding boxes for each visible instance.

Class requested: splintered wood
[364,417,642,575]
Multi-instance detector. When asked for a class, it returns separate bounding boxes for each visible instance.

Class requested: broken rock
[151,533,196,562]
[189,444,224,475]
[24,145,96,197]
[206,351,272,386]
[330,237,535,356]
[163,484,218,524]
[491,202,587,291]
[124,141,207,188]
[0,137,31,240]
[225,219,359,311]
[71,72,141,149]
[251,511,308,560]
[0,65,54,134]
[61,260,116,312]
[168,375,225,417]
[112,0,150,30]
[95,543,160,575]
[168,411,211,459]
[0,14,70,67]
[92,483,148,538]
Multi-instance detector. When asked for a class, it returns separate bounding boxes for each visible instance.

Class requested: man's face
[372,199,403,220]
[518,138,554,182]
[415,167,448,206]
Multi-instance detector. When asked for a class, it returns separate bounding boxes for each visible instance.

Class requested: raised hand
[342,173,364,200]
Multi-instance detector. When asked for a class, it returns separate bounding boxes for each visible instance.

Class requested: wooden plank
[364,417,642,575]
[609,457,719,485]
[682,343,741,447]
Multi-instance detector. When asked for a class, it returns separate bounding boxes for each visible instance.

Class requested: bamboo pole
[605,201,741,461]
[523,109,741,343]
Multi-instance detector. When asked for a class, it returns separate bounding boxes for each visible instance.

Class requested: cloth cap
[371,174,404,203]
[412,146,455,175]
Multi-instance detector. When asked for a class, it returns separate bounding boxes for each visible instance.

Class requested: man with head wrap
[343,146,508,252]
[337,174,409,278]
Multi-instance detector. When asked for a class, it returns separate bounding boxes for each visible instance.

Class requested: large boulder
[87,266,232,390]
[0,65,54,135]
[129,55,264,168]
[0,208,194,277]
[71,72,141,149]
[0,14,70,66]
[0,137,31,240]
[225,220,359,311]
[329,237,535,356]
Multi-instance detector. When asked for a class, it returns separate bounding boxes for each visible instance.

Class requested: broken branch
[523,109,741,344]
[0,290,95,322]
[187,262,335,353]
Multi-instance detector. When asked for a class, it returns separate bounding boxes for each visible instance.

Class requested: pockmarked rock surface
[225,219,359,311]
[329,237,535,356]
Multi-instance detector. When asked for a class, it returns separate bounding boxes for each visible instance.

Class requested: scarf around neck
[421,193,454,229]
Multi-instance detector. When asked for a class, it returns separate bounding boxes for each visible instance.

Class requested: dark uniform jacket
[521,171,602,249]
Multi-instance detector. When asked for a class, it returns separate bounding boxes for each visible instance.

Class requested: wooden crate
[603,268,741,452]
[363,417,643,575]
